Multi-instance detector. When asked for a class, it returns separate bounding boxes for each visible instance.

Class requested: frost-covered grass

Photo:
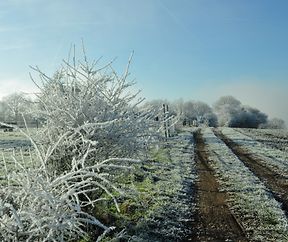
[0,130,26,140]
[236,128,288,152]
[0,132,33,184]
[0,147,34,184]
[0,131,31,149]
[103,131,197,241]
[256,128,288,140]
[221,127,288,177]
[202,127,288,241]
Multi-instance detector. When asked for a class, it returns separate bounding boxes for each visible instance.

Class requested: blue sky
[0,0,288,123]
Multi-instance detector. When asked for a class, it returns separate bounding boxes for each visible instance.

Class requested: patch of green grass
[0,131,26,140]
[89,146,173,239]
[91,140,195,240]
[150,147,171,163]
[76,237,91,242]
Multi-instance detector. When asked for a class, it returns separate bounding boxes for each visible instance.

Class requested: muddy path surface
[214,129,288,217]
[190,130,247,242]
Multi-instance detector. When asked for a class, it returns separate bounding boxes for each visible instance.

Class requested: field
[0,127,287,241]
[196,128,288,241]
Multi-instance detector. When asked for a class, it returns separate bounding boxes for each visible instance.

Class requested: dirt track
[190,130,247,242]
[214,129,288,217]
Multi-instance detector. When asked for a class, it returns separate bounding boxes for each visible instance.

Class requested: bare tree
[1,93,36,126]
[182,101,217,126]
[2,93,26,123]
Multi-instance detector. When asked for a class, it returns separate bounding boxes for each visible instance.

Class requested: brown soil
[189,130,247,242]
[214,129,288,217]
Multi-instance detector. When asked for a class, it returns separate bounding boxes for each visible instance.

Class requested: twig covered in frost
[29,47,160,173]
[0,130,139,241]
[0,46,161,241]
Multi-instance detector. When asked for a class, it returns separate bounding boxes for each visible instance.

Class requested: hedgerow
[0,47,159,241]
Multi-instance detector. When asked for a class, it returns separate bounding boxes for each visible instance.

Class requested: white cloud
[0,79,39,100]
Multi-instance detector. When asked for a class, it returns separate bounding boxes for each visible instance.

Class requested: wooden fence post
[163,103,171,140]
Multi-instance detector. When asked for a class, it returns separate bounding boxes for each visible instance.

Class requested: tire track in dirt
[190,130,247,242]
[214,129,288,217]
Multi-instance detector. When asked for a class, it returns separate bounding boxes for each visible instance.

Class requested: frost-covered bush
[213,96,267,128]
[30,48,157,173]
[0,48,159,241]
[181,101,217,127]
[260,118,286,129]
[0,126,138,241]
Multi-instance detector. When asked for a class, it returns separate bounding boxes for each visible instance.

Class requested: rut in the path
[190,130,247,242]
[214,129,288,218]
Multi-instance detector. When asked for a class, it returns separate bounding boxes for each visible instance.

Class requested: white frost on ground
[131,130,198,241]
[236,128,288,152]
[202,127,288,241]
[250,128,288,140]
[221,127,288,177]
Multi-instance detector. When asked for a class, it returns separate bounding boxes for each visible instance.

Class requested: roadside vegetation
[0,48,162,241]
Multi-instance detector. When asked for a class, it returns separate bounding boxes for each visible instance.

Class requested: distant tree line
[143,95,286,129]
[0,92,286,130]
[0,93,39,127]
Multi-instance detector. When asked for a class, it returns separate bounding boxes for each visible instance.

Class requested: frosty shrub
[0,125,139,241]
[213,95,268,128]
[30,47,157,173]
[182,101,218,127]
[260,118,286,129]
[0,47,160,241]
